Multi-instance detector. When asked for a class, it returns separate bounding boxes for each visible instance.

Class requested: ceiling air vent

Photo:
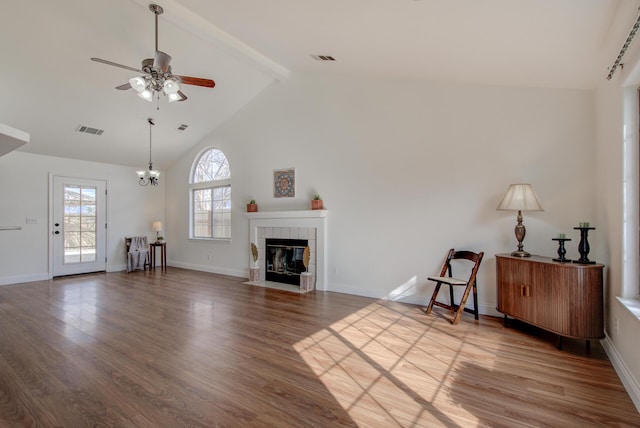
[75,125,104,136]
[178,124,188,131]
[311,55,336,61]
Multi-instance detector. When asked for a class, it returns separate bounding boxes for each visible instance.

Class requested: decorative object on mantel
[249,242,260,281]
[273,168,295,198]
[573,223,596,264]
[137,118,160,186]
[311,194,323,210]
[300,246,314,291]
[552,233,571,262]
[496,183,544,257]
[247,200,258,212]
[152,221,163,243]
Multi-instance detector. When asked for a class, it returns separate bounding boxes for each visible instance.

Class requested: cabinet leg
[586,340,591,351]
[503,314,508,328]
[557,336,563,350]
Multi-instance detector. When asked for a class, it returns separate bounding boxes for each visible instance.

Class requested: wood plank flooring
[0,268,638,427]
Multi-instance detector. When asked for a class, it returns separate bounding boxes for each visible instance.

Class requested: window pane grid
[63,184,98,264]
[192,185,231,238]
[190,148,232,239]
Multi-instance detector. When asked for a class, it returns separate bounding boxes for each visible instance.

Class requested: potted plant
[311,194,323,210]
[157,235,164,243]
[247,199,258,212]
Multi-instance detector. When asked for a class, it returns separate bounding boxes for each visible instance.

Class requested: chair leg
[472,282,479,320]
[426,282,443,314]
[452,283,474,325]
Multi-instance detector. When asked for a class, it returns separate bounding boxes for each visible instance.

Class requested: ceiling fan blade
[153,51,172,73]
[175,75,215,88]
[177,90,187,102]
[91,57,144,74]
[115,82,132,90]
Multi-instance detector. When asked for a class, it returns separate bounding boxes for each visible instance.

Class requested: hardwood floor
[0,268,638,427]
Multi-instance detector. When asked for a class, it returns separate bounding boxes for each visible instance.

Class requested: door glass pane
[64,184,98,264]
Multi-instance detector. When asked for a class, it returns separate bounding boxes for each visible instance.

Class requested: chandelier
[137,118,160,186]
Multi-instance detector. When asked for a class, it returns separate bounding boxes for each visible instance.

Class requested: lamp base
[510,250,531,257]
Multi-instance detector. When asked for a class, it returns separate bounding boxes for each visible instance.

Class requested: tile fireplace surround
[246,210,327,291]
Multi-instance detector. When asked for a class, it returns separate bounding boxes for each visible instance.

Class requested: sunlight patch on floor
[293,301,492,427]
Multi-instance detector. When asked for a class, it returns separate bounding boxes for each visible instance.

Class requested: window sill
[189,237,232,244]
[617,296,640,323]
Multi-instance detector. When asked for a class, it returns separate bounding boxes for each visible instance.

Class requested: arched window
[189,148,231,239]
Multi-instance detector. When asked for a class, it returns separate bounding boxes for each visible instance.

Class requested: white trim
[0,273,49,286]
[245,209,327,219]
[617,296,640,321]
[601,334,640,412]
[168,260,246,278]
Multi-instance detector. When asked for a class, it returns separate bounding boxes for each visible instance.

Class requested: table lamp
[497,183,543,257]
[152,221,163,243]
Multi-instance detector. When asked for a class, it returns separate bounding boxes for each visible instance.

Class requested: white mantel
[246,210,327,290]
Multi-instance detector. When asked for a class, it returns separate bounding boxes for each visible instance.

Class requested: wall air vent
[178,124,188,131]
[75,125,104,136]
[311,55,336,61]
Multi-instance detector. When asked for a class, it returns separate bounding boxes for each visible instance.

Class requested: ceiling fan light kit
[91,3,215,106]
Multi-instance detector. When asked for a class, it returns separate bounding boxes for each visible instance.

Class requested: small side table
[150,242,166,270]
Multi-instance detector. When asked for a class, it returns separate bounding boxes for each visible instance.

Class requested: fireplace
[246,209,327,291]
[265,238,308,285]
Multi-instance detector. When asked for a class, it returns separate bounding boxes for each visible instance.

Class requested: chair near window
[425,249,484,325]
[125,236,149,272]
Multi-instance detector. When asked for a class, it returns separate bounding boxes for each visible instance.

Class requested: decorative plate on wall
[273,168,295,198]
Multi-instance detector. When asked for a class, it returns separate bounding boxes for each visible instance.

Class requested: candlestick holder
[552,238,572,262]
[573,226,596,264]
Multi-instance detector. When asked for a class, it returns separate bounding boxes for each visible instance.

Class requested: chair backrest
[439,248,484,283]
[125,236,148,253]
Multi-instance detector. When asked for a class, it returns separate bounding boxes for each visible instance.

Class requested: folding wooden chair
[425,249,484,324]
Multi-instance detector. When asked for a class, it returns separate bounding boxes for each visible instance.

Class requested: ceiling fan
[91,3,215,105]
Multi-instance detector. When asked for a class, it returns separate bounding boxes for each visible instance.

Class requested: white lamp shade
[167,92,180,102]
[136,170,147,178]
[149,170,160,179]
[138,90,153,101]
[497,183,543,211]
[163,80,179,94]
[153,221,163,232]
[129,76,147,93]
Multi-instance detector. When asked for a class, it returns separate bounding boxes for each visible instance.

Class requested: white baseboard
[167,260,246,279]
[601,333,640,412]
[325,281,500,316]
[0,272,49,286]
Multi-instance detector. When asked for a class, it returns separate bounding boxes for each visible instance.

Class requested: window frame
[188,148,232,241]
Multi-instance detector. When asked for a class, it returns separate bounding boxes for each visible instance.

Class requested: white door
[52,176,107,276]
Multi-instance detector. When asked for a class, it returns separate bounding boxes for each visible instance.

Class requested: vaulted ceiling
[1,0,636,169]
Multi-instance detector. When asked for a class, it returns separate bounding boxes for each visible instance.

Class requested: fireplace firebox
[265,238,309,286]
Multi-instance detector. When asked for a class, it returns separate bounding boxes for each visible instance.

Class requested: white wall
[594,27,640,410]
[0,151,164,284]
[166,73,596,314]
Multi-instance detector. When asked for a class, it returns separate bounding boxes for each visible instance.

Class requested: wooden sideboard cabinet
[496,254,604,340]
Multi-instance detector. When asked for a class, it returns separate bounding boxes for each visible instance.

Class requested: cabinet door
[497,257,532,321]
[531,263,570,335]
[569,268,604,338]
